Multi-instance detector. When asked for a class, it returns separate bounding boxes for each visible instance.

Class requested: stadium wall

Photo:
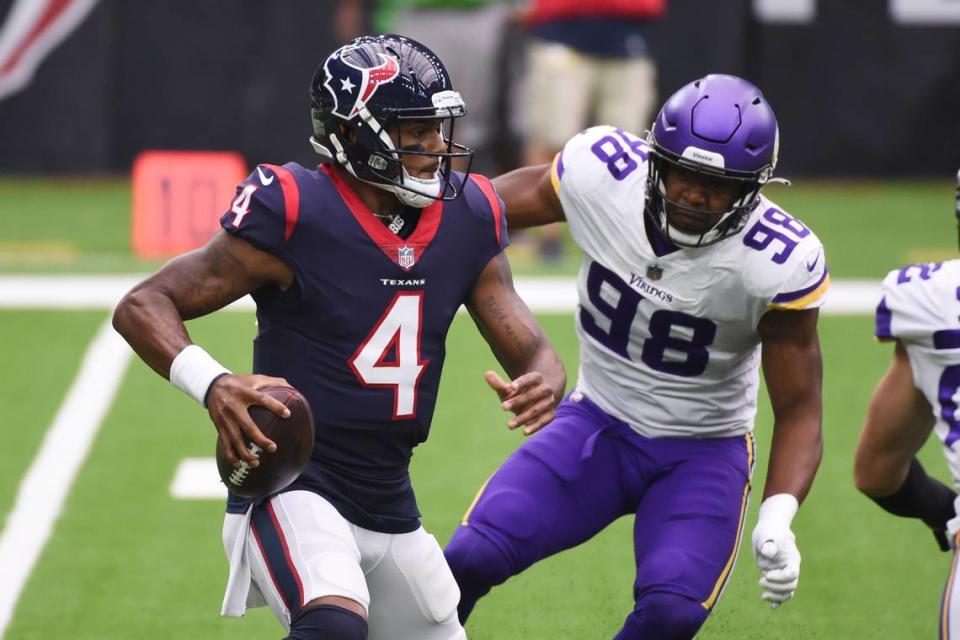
[0,0,957,176]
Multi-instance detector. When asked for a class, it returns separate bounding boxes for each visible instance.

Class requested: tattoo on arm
[479,293,541,369]
[168,235,263,320]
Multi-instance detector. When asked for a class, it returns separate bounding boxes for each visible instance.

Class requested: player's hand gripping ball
[215,385,315,499]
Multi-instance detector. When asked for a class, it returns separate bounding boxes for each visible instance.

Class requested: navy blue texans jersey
[219,162,507,533]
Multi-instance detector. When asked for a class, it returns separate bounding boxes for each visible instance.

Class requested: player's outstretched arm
[466,253,566,435]
[854,342,935,493]
[854,342,955,550]
[112,230,294,466]
[751,307,824,607]
[492,163,565,229]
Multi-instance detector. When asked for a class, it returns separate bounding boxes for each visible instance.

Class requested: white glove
[751,493,801,609]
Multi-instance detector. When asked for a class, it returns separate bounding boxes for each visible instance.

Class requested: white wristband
[757,493,799,528]
[169,345,231,406]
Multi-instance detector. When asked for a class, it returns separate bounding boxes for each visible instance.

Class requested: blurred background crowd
[1,0,959,266]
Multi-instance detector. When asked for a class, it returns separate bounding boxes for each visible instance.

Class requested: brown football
[215,385,315,499]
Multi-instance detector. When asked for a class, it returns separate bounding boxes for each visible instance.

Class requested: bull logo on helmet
[323,50,400,120]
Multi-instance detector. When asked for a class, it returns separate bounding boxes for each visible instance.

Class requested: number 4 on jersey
[229,184,257,227]
[349,292,428,419]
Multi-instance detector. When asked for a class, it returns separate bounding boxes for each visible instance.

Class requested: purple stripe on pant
[445,391,753,639]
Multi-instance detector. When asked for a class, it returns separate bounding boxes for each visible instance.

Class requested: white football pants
[221,490,465,640]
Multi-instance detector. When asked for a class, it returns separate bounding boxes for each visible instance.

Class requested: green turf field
[0,310,953,639]
[0,177,956,278]
[2,177,959,639]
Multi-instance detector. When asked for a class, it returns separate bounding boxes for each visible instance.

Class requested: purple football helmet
[309,35,473,207]
[646,74,781,247]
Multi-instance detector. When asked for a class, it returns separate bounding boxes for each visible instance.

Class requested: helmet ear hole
[338,124,355,143]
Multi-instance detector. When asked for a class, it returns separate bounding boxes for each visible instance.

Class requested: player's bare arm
[750,306,823,606]
[853,341,955,551]
[492,163,565,228]
[758,307,824,502]
[854,342,935,495]
[466,252,566,435]
[112,230,294,467]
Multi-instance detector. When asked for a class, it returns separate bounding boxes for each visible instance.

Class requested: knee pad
[615,592,709,640]
[468,487,541,542]
[444,526,515,623]
[287,604,368,640]
[634,547,695,592]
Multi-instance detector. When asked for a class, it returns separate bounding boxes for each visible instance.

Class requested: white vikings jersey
[875,259,960,486]
[552,126,829,438]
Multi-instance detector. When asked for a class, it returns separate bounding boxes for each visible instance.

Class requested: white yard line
[0,275,253,311]
[0,275,880,314]
[170,458,226,500]
[0,318,132,637]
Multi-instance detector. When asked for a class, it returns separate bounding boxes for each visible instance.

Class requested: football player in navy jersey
[445,75,826,638]
[113,35,565,640]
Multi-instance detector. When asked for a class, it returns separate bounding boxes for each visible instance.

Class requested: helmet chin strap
[309,135,334,160]
[665,223,709,247]
[376,168,441,208]
[326,130,442,209]
[664,211,734,247]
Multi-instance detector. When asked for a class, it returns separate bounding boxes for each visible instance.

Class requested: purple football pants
[444,392,754,639]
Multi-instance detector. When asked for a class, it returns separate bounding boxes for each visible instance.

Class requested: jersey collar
[321,164,443,270]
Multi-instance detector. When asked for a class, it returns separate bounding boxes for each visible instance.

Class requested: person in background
[520,0,666,263]
[333,0,514,175]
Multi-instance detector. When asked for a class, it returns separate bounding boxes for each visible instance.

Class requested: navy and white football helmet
[309,35,473,207]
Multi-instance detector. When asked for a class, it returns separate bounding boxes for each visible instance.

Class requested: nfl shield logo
[398,245,415,269]
[646,264,663,280]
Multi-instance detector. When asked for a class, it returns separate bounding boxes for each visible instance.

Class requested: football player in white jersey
[854,171,960,638]
[444,74,828,637]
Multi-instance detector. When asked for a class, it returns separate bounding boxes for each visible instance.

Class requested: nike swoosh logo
[806,253,820,272]
[257,166,274,186]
